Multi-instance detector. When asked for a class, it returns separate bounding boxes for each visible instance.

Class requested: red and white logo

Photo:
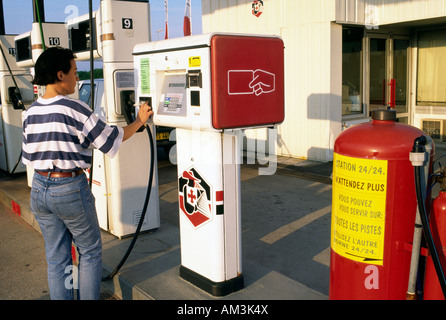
[179,168,213,228]
[252,0,264,18]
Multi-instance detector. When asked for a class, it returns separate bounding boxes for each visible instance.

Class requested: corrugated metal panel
[203,0,336,35]
[336,0,446,26]
[379,0,446,25]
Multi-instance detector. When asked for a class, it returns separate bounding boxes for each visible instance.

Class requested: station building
[201,0,446,162]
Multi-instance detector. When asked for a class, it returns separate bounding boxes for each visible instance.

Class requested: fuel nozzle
[8,87,26,110]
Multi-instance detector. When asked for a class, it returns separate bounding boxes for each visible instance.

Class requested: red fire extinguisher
[330,109,434,300]
[423,171,446,300]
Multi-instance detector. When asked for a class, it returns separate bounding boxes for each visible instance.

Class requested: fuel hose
[102,123,155,281]
[87,0,95,189]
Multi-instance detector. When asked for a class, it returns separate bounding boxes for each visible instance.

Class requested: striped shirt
[22,95,124,172]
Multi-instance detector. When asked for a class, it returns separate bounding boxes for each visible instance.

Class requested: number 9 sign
[122,18,133,30]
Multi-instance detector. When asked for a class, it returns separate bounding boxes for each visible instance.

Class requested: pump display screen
[158,74,187,117]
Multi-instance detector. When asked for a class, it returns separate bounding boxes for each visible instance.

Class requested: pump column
[176,129,243,296]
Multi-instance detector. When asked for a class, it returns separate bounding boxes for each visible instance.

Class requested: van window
[79,83,96,106]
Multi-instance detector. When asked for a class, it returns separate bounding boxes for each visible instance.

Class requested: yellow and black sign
[331,153,388,265]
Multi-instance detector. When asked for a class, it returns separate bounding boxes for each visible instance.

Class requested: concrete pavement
[0,153,333,300]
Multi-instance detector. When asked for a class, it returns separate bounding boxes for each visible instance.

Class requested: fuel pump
[0,34,34,174]
[15,22,69,68]
[133,33,285,296]
[66,0,160,238]
[0,0,36,175]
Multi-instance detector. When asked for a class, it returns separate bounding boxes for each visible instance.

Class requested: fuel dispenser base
[180,266,244,297]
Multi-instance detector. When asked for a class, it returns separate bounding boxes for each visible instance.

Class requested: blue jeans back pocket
[51,188,86,219]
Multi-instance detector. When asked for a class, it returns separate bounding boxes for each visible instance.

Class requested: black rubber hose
[87,0,95,189]
[102,124,155,281]
[413,137,446,299]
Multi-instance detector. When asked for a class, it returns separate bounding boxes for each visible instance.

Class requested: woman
[22,47,153,300]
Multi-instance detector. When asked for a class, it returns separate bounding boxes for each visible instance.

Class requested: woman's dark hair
[32,47,76,85]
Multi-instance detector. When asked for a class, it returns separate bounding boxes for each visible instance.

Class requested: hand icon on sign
[228,69,276,96]
[249,70,276,96]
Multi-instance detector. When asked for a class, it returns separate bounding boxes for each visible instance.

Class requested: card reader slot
[186,70,202,88]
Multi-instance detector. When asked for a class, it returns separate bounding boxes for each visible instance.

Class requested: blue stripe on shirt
[24,113,83,130]
[99,125,120,154]
[26,131,81,145]
[22,149,92,162]
[84,117,106,148]
[32,98,92,118]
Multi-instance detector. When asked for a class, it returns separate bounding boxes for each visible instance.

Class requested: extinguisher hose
[102,123,155,282]
[413,138,446,299]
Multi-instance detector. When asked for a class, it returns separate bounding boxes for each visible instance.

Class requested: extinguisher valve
[410,152,427,167]
[410,136,428,167]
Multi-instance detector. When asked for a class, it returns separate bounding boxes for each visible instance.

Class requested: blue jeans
[30,172,102,300]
